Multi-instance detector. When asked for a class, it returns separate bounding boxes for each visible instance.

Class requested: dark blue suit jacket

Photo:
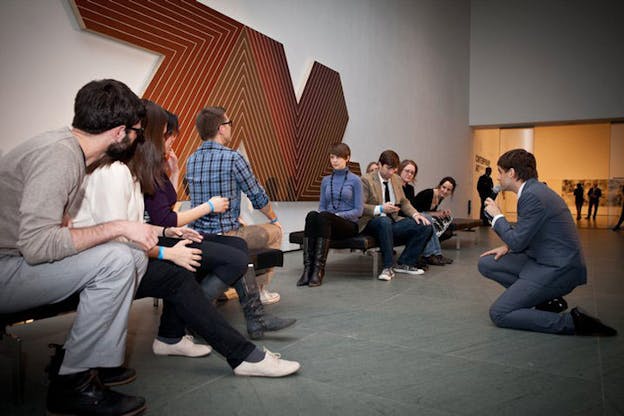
[493,178,587,287]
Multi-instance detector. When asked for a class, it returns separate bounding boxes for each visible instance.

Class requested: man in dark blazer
[478,149,616,336]
[360,150,433,281]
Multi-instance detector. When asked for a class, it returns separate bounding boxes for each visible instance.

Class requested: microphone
[483,186,501,223]
[490,185,501,200]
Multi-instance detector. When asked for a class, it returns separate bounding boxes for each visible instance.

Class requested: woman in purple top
[297,143,363,287]
[144,111,295,339]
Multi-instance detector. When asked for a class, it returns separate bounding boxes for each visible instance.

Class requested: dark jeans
[587,200,599,218]
[304,211,358,239]
[480,197,488,225]
[135,259,255,368]
[158,236,248,286]
[575,200,583,219]
[363,216,433,268]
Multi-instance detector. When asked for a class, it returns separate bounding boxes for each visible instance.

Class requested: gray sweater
[0,127,84,264]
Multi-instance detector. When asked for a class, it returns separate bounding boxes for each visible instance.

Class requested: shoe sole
[393,268,424,275]
[261,298,280,305]
[377,276,392,281]
[234,363,301,377]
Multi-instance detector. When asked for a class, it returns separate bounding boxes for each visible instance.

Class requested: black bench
[288,218,482,276]
[2,247,283,404]
[289,231,382,276]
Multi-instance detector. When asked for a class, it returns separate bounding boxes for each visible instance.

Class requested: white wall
[0,0,472,249]
[470,0,624,126]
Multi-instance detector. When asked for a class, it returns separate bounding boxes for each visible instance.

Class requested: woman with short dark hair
[297,143,363,287]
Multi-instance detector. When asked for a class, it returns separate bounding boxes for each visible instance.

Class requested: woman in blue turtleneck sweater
[297,143,363,287]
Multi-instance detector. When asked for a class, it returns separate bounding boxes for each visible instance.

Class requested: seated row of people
[0,80,300,416]
[298,145,458,286]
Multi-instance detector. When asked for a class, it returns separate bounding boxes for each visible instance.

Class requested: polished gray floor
[2,227,623,415]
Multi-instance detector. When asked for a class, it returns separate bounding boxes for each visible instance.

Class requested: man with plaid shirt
[186,106,282,305]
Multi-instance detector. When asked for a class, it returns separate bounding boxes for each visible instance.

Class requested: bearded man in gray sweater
[0,79,155,415]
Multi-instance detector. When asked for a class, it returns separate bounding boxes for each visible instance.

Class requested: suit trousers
[478,253,576,334]
[0,242,147,370]
[135,258,256,369]
[363,216,433,268]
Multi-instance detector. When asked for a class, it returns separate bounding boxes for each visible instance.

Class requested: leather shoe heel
[47,370,146,416]
[535,297,568,313]
[571,307,617,337]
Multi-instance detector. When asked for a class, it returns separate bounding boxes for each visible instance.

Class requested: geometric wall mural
[71,0,350,201]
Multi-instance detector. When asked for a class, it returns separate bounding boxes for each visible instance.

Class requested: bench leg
[2,331,24,404]
[372,251,380,278]
[456,234,461,250]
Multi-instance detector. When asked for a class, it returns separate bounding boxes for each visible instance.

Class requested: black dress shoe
[571,307,618,337]
[425,255,445,266]
[98,366,137,387]
[535,297,568,313]
[47,369,146,416]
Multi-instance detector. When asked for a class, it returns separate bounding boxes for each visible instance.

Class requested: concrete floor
[2,226,623,415]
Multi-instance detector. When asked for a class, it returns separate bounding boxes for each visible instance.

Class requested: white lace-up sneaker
[378,268,395,281]
[152,335,212,357]
[393,264,425,275]
[233,348,300,377]
[259,288,281,305]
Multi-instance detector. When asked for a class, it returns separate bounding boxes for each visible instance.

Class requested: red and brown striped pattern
[71,0,349,201]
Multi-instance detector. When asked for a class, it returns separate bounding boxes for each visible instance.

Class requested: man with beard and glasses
[0,79,153,416]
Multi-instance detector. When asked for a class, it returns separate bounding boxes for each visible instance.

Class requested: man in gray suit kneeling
[478,149,616,337]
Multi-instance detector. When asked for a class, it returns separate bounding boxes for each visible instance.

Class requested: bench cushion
[289,231,378,251]
[1,293,80,330]
[249,248,283,270]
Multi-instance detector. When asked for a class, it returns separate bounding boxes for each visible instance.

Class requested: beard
[106,134,136,162]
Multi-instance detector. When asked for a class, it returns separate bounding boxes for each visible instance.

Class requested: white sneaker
[259,288,281,305]
[378,268,395,281]
[152,335,212,357]
[393,264,425,275]
[233,348,300,377]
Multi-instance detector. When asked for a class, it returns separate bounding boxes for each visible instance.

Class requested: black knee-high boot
[309,238,330,287]
[296,237,315,286]
[234,266,296,339]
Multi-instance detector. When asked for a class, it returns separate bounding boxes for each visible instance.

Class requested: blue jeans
[421,213,442,257]
[363,216,433,268]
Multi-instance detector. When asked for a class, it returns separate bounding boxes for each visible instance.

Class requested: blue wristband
[157,246,165,260]
[270,217,278,224]
[207,200,215,213]
[379,205,383,213]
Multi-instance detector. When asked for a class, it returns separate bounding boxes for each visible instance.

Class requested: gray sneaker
[378,268,395,281]
[393,264,425,275]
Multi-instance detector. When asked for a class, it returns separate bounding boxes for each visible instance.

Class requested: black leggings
[304,211,358,239]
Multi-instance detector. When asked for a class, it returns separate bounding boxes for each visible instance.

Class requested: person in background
[410,176,457,266]
[573,182,584,220]
[613,184,624,231]
[586,182,602,220]
[297,143,363,287]
[366,161,379,174]
[186,107,283,305]
[359,150,433,281]
[477,167,494,225]
[479,149,616,337]
[144,110,295,339]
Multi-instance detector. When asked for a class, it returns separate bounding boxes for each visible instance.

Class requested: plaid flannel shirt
[186,140,269,234]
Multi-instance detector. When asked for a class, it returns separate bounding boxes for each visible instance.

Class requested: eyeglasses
[221,119,233,126]
[402,169,416,176]
[126,126,144,138]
